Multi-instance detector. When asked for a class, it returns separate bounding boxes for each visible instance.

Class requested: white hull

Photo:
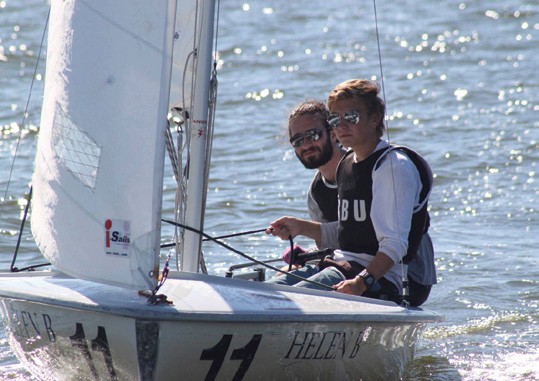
[0,271,440,380]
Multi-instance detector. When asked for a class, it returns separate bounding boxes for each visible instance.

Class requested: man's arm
[334,251,394,295]
[371,150,420,264]
[320,221,339,249]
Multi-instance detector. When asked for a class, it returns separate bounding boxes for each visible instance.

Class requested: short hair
[327,79,386,137]
[288,99,330,136]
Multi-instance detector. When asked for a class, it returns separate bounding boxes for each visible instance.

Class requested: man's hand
[266,217,322,242]
[266,216,302,240]
[333,276,366,296]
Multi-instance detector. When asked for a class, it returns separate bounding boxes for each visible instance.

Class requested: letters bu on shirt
[339,199,366,222]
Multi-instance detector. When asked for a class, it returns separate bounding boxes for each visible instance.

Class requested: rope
[161,219,334,290]
[288,237,294,272]
[145,254,172,305]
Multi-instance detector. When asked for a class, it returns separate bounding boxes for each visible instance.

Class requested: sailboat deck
[0,270,442,324]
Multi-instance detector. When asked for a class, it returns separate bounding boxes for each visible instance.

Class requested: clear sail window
[52,104,101,190]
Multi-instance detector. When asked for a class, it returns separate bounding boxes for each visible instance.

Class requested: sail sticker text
[104,219,130,257]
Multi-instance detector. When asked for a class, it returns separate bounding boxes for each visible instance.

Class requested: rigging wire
[5,7,51,272]
[160,228,267,248]
[10,185,51,272]
[372,0,409,307]
[213,0,221,60]
[161,219,334,290]
[1,7,50,216]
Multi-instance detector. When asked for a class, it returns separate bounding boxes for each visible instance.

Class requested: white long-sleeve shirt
[329,140,421,290]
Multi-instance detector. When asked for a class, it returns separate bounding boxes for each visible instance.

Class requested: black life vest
[336,145,432,264]
[311,171,339,222]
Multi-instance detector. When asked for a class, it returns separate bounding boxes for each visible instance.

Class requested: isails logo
[104,219,130,257]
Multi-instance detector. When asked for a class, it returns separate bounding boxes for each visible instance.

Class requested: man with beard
[287,100,345,247]
[273,98,436,307]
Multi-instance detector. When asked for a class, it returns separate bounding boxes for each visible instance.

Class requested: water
[1,0,537,379]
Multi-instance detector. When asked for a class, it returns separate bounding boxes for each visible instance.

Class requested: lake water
[0,0,537,380]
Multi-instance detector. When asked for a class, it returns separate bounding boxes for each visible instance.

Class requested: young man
[267,80,434,305]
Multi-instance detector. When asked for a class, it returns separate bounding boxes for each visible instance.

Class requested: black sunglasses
[290,128,325,148]
[327,111,361,129]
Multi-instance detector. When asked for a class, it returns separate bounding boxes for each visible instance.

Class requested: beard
[296,137,334,169]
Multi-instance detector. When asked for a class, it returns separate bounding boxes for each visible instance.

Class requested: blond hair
[327,79,385,137]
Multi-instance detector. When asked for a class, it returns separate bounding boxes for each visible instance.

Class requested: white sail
[31,0,179,289]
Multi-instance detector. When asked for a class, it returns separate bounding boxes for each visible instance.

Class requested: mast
[182,0,216,272]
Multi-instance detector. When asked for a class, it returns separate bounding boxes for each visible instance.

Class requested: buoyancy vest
[310,172,339,222]
[336,145,432,264]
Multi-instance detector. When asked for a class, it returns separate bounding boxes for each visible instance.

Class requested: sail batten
[32,0,181,290]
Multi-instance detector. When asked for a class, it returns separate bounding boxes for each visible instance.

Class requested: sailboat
[0,1,442,380]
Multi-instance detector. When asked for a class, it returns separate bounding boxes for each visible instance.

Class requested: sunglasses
[327,111,361,129]
[289,128,325,148]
